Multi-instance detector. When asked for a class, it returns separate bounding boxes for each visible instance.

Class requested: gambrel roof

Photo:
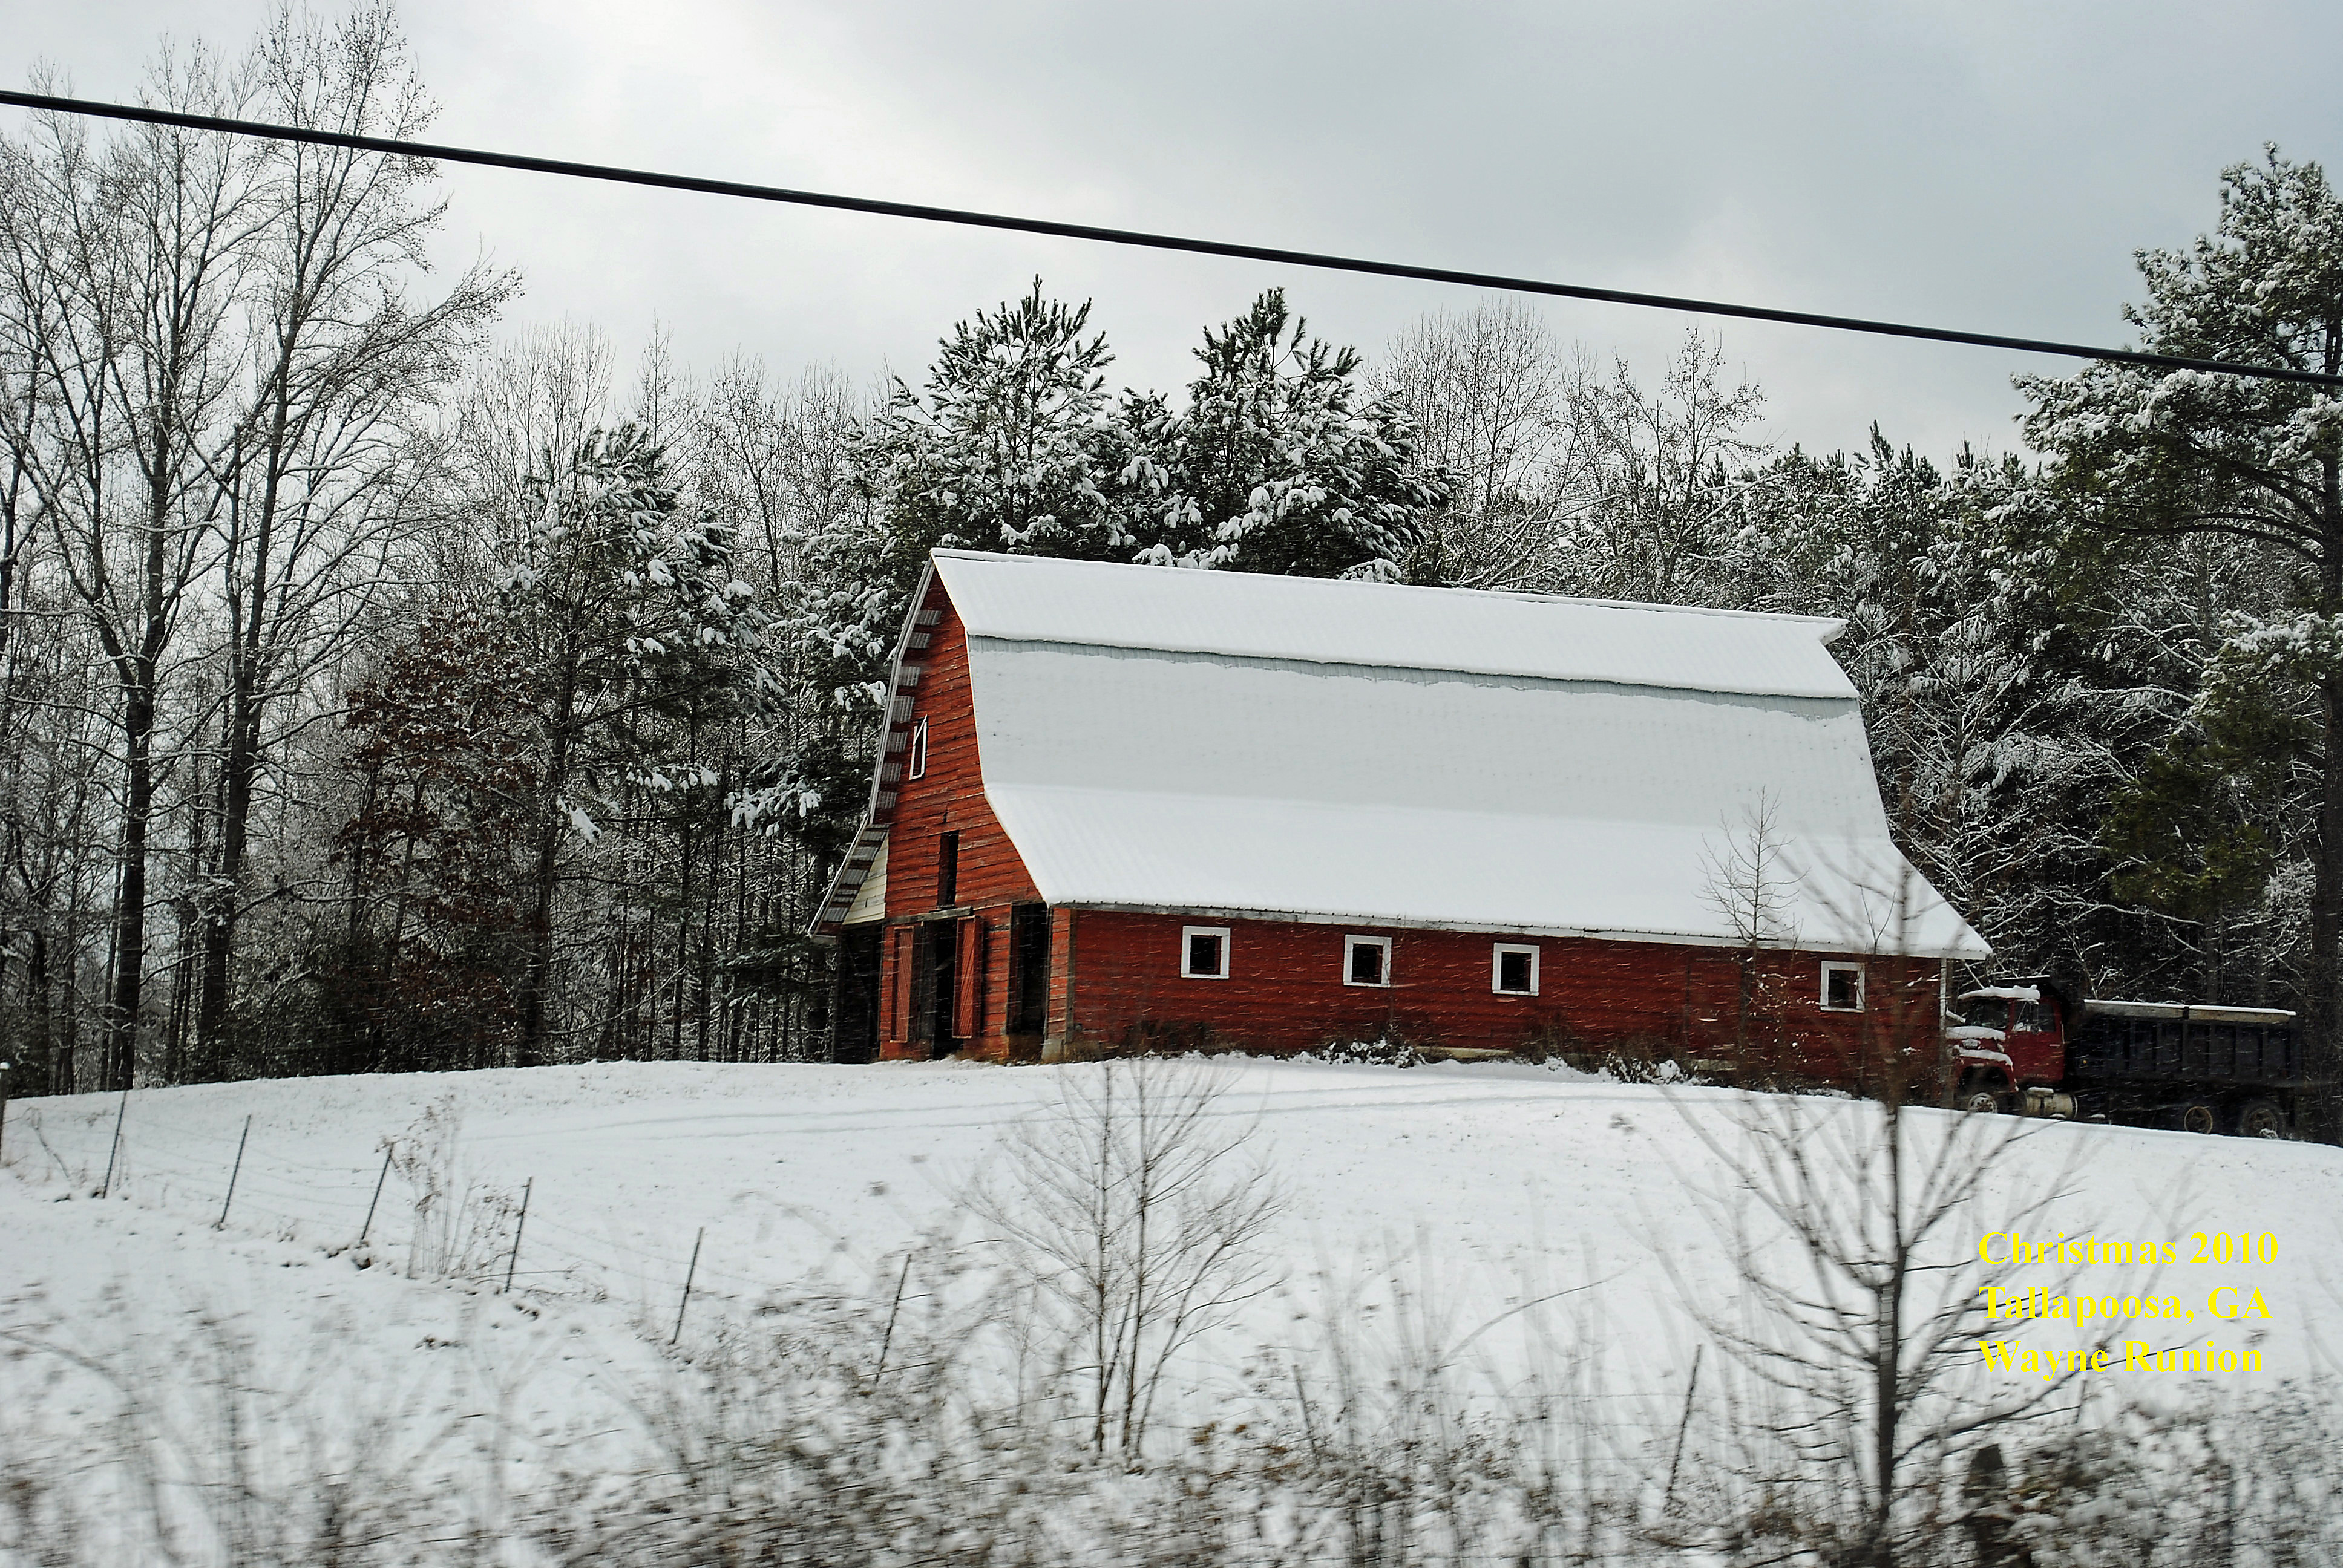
[822,550,1989,960]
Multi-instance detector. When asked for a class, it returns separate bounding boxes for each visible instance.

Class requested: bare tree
[1700,791,1802,1073]
[189,3,510,1076]
[1666,871,2142,1568]
[1565,330,1768,605]
[1371,299,1594,591]
[697,358,867,602]
[451,321,614,555]
[974,1057,1283,1459]
[5,56,263,1089]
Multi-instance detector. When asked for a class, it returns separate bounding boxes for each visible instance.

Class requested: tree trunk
[673,804,692,1062]
[104,684,156,1092]
[698,785,720,1062]
[194,692,260,1077]
[515,662,578,1069]
[1871,1091,1906,1568]
[56,896,80,1096]
[26,929,54,1095]
[2312,675,2343,1139]
[517,802,563,1070]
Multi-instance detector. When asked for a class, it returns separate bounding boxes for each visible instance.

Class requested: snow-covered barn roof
[940,548,1858,699]
[837,551,1988,961]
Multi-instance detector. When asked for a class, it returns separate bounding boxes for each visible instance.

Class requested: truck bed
[2067,1001,2306,1090]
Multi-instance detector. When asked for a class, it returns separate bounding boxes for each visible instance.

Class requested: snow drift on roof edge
[930,550,1855,700]
[985,784,1990,959]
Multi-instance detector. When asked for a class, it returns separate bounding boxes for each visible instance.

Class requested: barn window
[1493,944,1539,996]
[1182,926,1230,979]
[1821,962,1865,1012]
[1345,935,1392,987]
[906,716,929,779]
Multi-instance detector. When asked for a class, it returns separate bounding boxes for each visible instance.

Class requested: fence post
[502,1177,532,1293]
[1663,1342,1704,1509]
[359,1146,393,1246]
[671,1227,705,1345]
[215,1115,251,1230]
[98,1084,129,1198]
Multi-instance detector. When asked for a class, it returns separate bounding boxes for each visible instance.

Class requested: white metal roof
[931,549,1856,699]
[984,784,1981,955]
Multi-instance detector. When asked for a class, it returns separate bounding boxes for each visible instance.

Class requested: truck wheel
[2180,1102,2219,1135]
[2236,1099,2287,1139]
[1956,1079,2008,1115]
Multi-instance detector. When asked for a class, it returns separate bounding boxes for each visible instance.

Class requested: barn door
[952,916,987,1042]
[885,926,914,1050]
[833,926,882,1063]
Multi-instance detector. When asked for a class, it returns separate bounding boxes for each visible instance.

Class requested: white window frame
[1821,961,1866,1013]
[1343,934,1393,988]
[1181,925,1231,980]
[1492,942,1540,996]
[906,716,929,780]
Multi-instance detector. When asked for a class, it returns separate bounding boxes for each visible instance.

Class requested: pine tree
[1130,289,1444,578]
[855,278,1136,578]
[1722,434,2180,996]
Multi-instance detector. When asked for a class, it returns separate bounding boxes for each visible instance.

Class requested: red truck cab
[1949,981,2073,1116]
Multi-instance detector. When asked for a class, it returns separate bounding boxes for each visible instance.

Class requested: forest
[4,6,2342,1117]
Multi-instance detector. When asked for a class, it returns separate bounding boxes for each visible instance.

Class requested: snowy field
[7,1059,2338,1377]
[4,1058,2340,1561]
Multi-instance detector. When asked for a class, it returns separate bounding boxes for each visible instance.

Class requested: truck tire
[1956,1075,2008,1115]
[2180,1102,2219,1135]
[2236,1099,2287,1139]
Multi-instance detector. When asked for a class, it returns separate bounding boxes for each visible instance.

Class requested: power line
[4,87,2337,391]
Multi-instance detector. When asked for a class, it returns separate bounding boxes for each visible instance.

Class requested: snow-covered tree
[1130,289,1444,580]
[2101,601,2322,1005]
[496,425,764,1065]
[2020,145,2343,1120]
[855,278,1136,576]
[1715,433,2195,997]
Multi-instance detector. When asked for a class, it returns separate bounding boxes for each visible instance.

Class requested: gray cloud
[14,0,2340,458]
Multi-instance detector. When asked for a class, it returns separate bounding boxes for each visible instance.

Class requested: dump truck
[1947,975,2302,1137]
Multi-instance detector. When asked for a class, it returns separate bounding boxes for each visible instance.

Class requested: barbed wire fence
[0,1089,813,1340]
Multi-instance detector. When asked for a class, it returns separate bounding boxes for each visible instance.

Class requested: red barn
[810,550,1987,1076]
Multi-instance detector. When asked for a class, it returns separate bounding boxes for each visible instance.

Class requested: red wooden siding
[1050,908,1078,1045]
[883,589,1043,926]
[1052,910,1940,1077]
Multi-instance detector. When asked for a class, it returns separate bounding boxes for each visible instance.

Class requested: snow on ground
[5,1057,2340,1449]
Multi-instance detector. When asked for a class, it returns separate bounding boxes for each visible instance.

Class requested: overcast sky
[11,1,2341,459]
